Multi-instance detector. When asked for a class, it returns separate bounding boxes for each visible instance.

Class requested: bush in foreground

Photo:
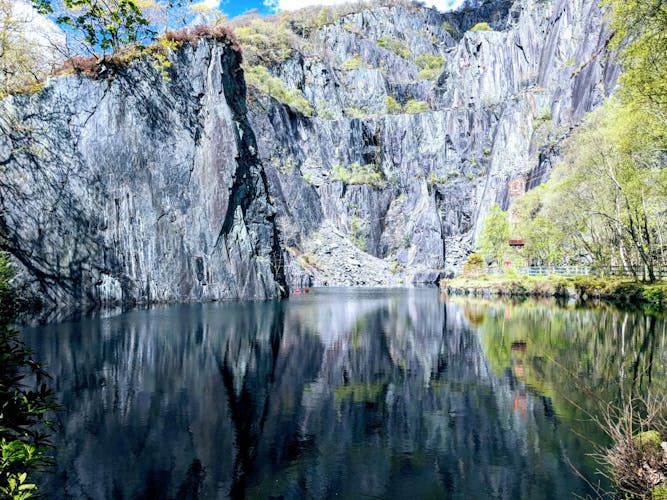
[0,326,57,499]
[593,395,667,499]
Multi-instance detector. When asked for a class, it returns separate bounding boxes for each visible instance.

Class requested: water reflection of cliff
[21,290,632,499]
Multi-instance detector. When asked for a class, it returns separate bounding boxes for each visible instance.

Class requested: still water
[21,288,666,499]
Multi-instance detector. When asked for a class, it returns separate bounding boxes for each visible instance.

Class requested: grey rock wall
[248,0,619,285]
[0,41,287,313]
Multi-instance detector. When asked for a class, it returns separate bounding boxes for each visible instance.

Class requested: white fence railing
[453,265,667,279]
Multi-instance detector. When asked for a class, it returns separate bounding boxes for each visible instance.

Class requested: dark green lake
[20,288,666,499]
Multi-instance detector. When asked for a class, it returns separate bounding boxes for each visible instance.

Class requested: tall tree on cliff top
[30,0,199,57]
[31,0,154,55]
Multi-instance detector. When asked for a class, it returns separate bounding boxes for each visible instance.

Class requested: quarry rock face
[250,0,618,287]
[0,42,286,313]
[0,0,619,311]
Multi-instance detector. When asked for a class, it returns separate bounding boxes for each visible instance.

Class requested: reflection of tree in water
[474,300,666,409]
[20,292,651,499]
[473,298,666,484]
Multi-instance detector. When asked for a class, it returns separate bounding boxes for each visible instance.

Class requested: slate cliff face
[0,41,286,312]
[0,0,618,312]
[248,0,619,286]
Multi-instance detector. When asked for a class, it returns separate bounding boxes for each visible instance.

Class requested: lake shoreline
[440,275,667,311]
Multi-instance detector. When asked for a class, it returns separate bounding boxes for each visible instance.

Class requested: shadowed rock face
[0,42,287,312]
[0,0,619,311]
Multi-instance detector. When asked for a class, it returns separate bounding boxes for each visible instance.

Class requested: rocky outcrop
[247,0,619,286]
[0,40,287,312]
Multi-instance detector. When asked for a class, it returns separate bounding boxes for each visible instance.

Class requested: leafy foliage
[462,252,485,277]
[0,253,14,320]
[427,170,459,185]
[478,204,509,265]
[415,53,444,80]
[510,0,666,281]
[377,36,411,59]
[511,185,567,265]
[0,0,51,98]
[1,444,38,499]
[385,95,401,114]
[603,0,667,113]
[332,162,386,188]
[341,54,367,70]
[0,327,57,499]
[349,215,367,251]
[512,100,666,280]
[441,21,458,38]
[32,0,154,55]
[234,18,294,65]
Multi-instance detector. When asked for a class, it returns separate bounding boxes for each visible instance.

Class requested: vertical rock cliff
[246,0,619,286]
[0,40,287,312]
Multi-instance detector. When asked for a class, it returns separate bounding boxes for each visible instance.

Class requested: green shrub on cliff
[244,65,313,116]
[385,96,401,113]
[442,21,458,38]
[403,100,430,114]
[234,19,294,65]
[341,54,368,70]
[332,162,386,188]
[350,215,367,251]
[415,53,444,80]
[469,22,493,32]
[377,36,411,59]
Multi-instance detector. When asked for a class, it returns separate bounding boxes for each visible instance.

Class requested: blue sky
[209,0,466,18]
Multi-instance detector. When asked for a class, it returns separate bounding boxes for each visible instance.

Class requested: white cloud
[193,0,221,10]
[264,0,465,13]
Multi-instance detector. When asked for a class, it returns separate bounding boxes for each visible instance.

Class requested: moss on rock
[633,430,662,452]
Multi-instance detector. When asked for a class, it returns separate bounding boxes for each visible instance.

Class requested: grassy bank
[440,274,667,310]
